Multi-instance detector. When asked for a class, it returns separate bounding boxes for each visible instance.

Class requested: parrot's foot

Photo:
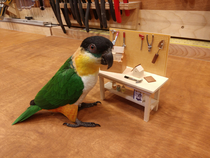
[63,118,100,128]
[78,101,101,111]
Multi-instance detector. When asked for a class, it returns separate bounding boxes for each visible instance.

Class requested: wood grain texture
[131,0,210,11]
[0,22,52,36]
[1,29,210,158]
[169,43,210,62]
[0,28,46,49]
[51,26,110,39]
[138,10,210,40]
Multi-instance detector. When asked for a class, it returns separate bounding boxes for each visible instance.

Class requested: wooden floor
[1,29,210,158]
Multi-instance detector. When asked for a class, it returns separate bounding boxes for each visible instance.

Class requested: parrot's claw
[63,118,100,128]
[78,101,101,111]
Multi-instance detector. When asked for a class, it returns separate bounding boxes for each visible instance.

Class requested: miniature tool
[0,0,12,20]
[124,75,143,83]
[112,31,119,46]
[152,40,164,64]
[122,32,126,47]
[139,34,144,50]
[110,29,116,41]
[146,34,154,52]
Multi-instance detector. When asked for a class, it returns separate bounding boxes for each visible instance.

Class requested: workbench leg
[144,95,152,122]
[99,76,105,100]
[154,89,160,111]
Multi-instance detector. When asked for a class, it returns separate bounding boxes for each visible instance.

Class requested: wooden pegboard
[109,28,170,76]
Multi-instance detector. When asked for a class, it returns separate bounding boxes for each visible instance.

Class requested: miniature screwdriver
[122,32,126,47]
[139,34,144,50]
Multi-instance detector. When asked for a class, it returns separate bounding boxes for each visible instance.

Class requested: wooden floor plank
[0,28,46,50]
[0,29,210,158]
[169,43,210,62]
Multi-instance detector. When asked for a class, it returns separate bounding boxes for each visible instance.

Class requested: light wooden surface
[169,43,210,62]
[51,26,109,39]
[138,10,210,40]
[15,8,58,24]
[1,29,210,157]
[132,0,210,10]
[109,28,170,76]
[0,28,46,49]
[0,22,52,36]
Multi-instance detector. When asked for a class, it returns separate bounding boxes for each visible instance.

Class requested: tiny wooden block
[113,46,124,53]
[144,76,156,83]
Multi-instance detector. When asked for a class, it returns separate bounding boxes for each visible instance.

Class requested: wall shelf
[59,1,141,10]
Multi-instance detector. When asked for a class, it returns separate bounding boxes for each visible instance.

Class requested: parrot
[12,36,113,127]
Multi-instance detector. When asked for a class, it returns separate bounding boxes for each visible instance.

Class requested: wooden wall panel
[2,1,210,40]
[0,22,51,36]
[138,10,210,40]
[130,0,210,11]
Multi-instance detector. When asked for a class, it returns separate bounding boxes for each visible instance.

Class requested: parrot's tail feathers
[12,105,42,125]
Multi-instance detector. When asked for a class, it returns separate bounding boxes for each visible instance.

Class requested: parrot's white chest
[74,73,98,105]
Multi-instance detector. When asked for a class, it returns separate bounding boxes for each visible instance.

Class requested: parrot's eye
[90,44,96,50]
[88,44,97,53]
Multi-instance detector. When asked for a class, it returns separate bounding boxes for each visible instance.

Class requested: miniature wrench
[112,31,119,46]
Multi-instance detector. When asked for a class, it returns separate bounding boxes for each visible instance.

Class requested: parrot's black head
[80,36,113,69]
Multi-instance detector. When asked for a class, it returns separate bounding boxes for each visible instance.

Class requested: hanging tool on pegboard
[146,34,154,52]
[139,34,144,50]
[0,0,12,20]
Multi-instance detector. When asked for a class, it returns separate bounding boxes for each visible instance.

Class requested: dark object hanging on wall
[78,0,85,25]
[63,0,71,28]
[49,0,59,22]
[69,0,76,20]
[100,0,107,28]
[39,0,45,10]
[85,0,92,32]
[94,0,103,28]
[55,0,66,33]
[108,0,116,21]
[73,0,83,26]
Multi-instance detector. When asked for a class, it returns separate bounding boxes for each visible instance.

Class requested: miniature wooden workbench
[99,67,168,122]
[99,28,170,122]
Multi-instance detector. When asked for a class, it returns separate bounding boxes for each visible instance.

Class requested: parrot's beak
[101,48,113,69]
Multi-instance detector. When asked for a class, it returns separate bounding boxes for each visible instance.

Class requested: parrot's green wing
[12,57,84,125]
[34,56,84,109]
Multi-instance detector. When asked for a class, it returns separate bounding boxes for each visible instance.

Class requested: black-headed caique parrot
[12,36,113,127]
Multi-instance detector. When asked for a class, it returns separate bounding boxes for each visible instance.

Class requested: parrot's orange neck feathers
[72,47,100,76]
